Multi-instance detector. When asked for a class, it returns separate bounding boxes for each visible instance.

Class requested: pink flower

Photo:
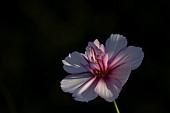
[60,34,144,102]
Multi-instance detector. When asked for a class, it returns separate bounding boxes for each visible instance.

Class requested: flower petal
[94,39,106,52]
[105,34,127,60]
[94,39,100,48]
[63,52,88,73]
[60,73,93,93]
[109,46,144,70]
[109,62,131,86]
[105,78,122,101]
[85,40,105,62]
[124,46,144,70]
[103,53,108,71]
[100,44,105,53]
[89,62,100,71]
[94,78,117,102]
[72,77,98,102]
[94,62,131,102]
[109,48,129,69]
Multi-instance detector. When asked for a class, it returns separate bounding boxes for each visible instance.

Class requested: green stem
[114,100,120,113]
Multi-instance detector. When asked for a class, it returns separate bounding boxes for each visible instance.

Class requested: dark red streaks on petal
[109,47,127,63]
[109,62,128,73]
[97,59,104,73]
[109,53,129,69]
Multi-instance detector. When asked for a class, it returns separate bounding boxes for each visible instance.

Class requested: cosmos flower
[60,34,144,102]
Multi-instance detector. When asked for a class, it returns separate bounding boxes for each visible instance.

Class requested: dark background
[0,0,170,113]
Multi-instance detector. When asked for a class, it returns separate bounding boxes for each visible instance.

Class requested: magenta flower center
[84,46,109,78]
[92,60,109,77]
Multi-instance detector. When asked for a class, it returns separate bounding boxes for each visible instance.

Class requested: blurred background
[0,0,169,113]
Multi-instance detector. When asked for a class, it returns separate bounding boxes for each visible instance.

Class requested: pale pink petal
[94,78,116,102]
[123,46,144,70]
[97,59,104,72]
[72,77,98,102]
[85,41,105,61]
[93,39,105,53]
[105,34,127,60]
[100,44,105,53]
[60,73,93,93]
[86,42,98,53]
[63,52,88,73]
[94,39,100,48]
[84,49,92,61]
[85,44,96,61]
[103,53,108,71]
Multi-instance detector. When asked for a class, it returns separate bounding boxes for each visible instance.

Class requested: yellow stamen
[93,59,98,64]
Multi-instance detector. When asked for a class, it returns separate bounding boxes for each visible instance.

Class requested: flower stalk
[114,100,120,113]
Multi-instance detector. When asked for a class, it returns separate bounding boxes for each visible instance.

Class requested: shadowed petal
[105,34,127,61]
[86,42,98,53]
[60,73,93,93]
[73,77,98,102]
[63,52,88,73]
[89,62,100,71]
[124,46,144,70]
[100,44,105,53]
[105,78,122,101]
[109,62,131,86]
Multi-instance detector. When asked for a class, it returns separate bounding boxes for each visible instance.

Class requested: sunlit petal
[63,52,88,73]
[60,73,93,93]
[105,34,127,60]
[73,77,98,102]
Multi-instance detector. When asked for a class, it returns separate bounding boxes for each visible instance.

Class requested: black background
[0,0,170,113]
